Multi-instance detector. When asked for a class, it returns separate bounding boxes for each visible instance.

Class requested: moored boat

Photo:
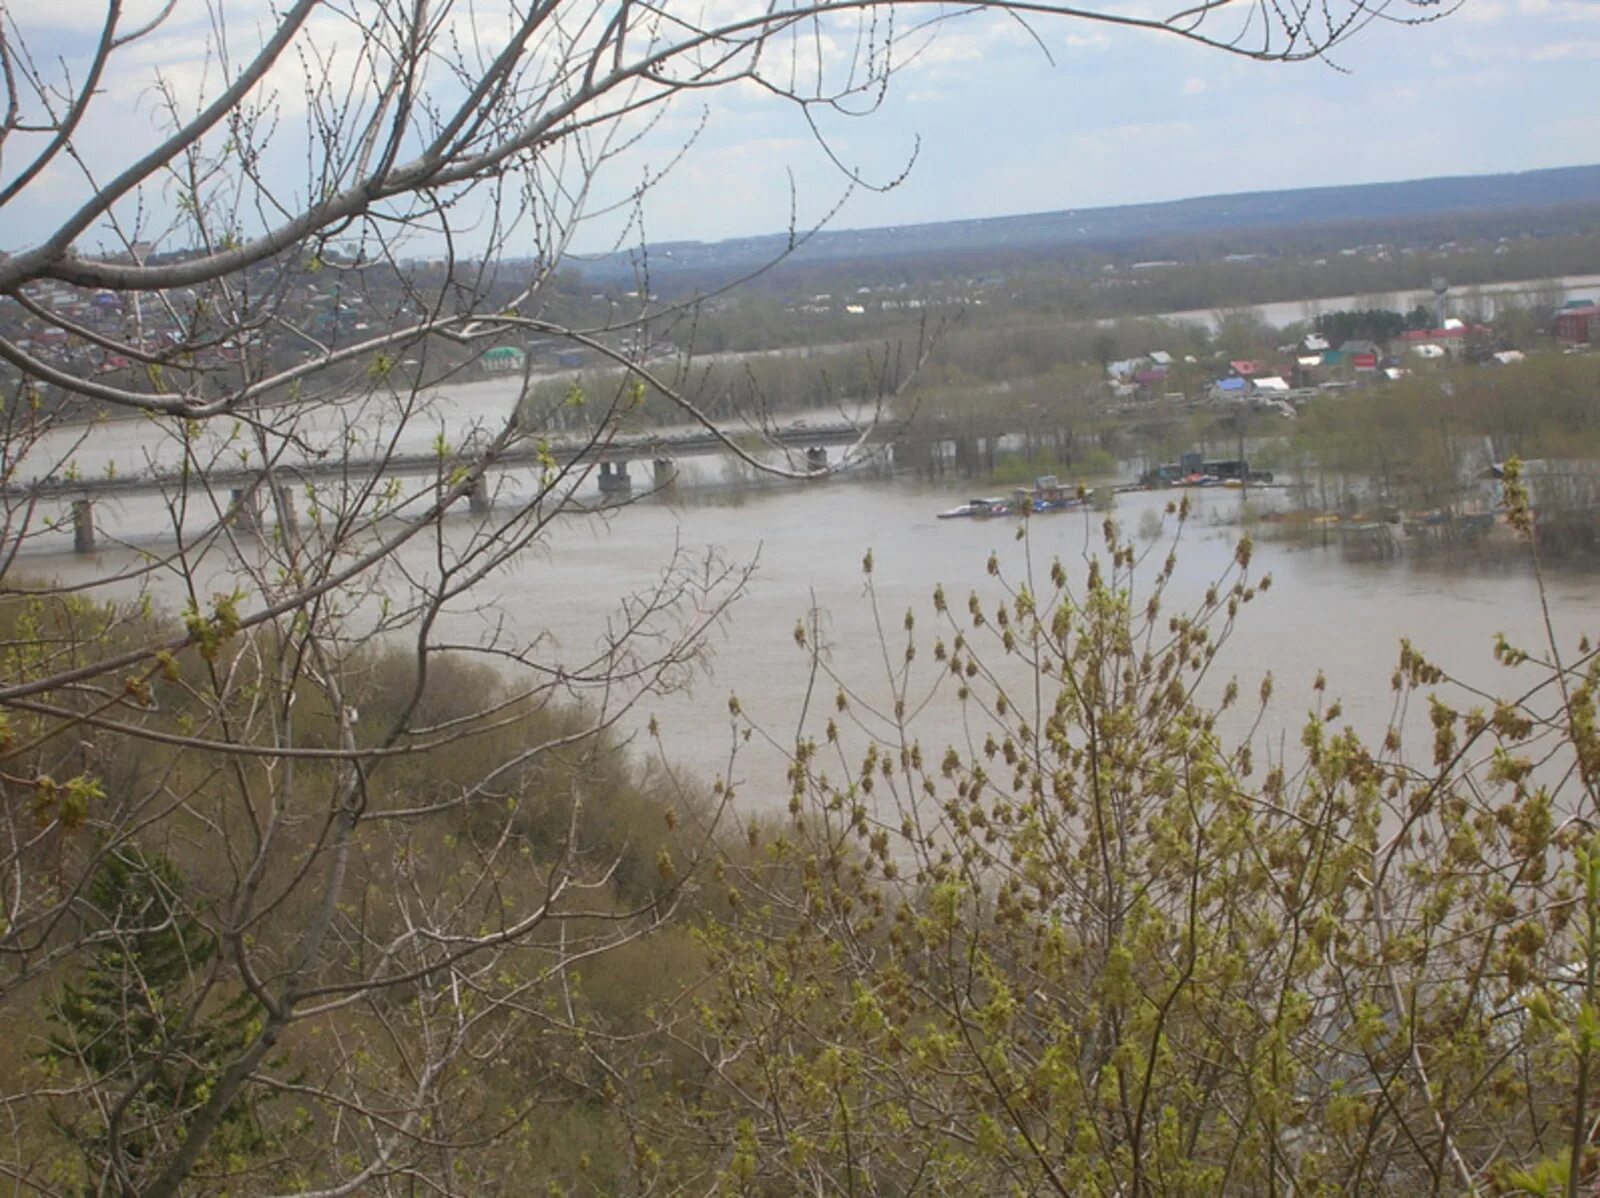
[937,496,1011,519]
[1026,475,1093,512]
[940,478,1095,520]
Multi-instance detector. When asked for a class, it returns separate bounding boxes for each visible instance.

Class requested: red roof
[1229,359,1264,376]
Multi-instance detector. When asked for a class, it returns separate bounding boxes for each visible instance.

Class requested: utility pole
[1238,408,1248,495]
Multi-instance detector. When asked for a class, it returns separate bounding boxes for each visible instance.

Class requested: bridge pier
[893,437,941,479]
[276,486,299,536]
[230,487,264,535]
[467,477,490,515]
[598,461,632,495]
[653,457,674,489]
[953,436,975,477]
[806,446,828,473]
[72,499,95,554]
[952,436,996,478]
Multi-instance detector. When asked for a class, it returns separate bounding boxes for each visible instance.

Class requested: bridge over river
[11,418,874,553]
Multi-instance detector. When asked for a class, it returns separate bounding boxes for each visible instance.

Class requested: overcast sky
[3,0,1596,256]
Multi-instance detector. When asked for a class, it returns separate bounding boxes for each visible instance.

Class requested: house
[1133,367,1170,395]
[1396,319,1492,358]
[1228,359,1265,378]
[1338,340,1380,373]
[1251,375,1291,395]
[480,346,526,373]
[1555,302,1600,346]
[1210,376,1249,401]
[1290,354,1325,388]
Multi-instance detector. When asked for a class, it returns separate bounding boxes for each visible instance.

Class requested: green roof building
[480,346,526,372]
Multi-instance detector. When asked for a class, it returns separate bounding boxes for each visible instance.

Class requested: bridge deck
[11,421,870,499]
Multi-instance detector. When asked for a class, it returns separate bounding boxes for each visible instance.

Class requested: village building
[1555,301,1600,346]
[1336,339,1381,373]
[1395,318,1491,358]
[479,346,527,373]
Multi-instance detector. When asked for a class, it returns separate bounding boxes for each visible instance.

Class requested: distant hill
[574,164,1600,287]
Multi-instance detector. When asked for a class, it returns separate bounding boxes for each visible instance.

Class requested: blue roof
[1215,377,1247,392]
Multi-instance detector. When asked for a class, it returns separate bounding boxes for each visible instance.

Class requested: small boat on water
[937,496,1012,520]
[937,478,1094,520]
[1013,475,1094,513]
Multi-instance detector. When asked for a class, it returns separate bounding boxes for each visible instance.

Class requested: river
[21,466,1600,814]
[508,482,1600,798]
[1158,273,1600,331]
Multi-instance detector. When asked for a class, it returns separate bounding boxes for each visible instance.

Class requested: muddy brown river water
[23,471,1600,812]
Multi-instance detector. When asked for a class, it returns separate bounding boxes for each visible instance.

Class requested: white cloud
[1071,118,1199,155]
[900,18,1036,70]
[1181,76,1209,94]
[905,31,989,67]
[1525,0,1600,17]
[1530,37,1600,57]
[1460,0,1510,23]
[0,0,188,34]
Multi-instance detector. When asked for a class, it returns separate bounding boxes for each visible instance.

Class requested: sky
[634,0,1600,245]
[1,0,1597,257]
